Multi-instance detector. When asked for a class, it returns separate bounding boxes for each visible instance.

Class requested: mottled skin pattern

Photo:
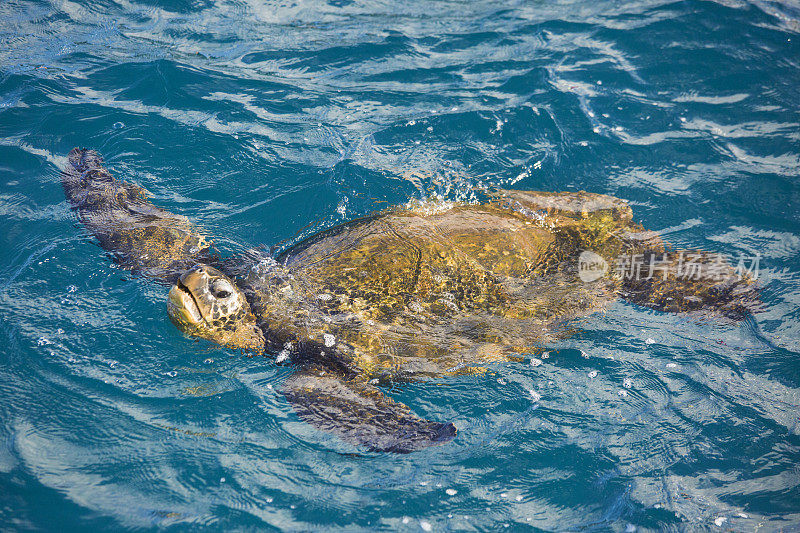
[62,148,756,453]
[62,149,212,281]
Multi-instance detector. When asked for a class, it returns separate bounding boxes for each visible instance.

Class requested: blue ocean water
[1,0,800,529]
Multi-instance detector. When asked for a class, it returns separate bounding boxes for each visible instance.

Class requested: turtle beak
[168,282,203,328]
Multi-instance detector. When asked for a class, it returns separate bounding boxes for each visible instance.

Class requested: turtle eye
[212,279,234,299]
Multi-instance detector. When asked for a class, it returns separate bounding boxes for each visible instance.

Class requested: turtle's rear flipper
[620,250,760,319]
[283,370,456,453]
[489,189,634,223]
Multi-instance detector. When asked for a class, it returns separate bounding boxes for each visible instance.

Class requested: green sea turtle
[61,148,756,452]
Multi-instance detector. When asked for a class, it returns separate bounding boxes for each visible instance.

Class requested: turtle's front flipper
[62,148,212,282]
[283,370,457,453]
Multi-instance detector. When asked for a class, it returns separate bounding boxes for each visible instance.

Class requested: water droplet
[500,492,508,498]
[419,481,428,486]
[530,358,543,367]
[204,358,213,364]
[402,517,410,524]
[37,337,51,346]
[112,121,124,129]
[220,477,225,483]
[266,497,273,503]
[623,378,633,388]
[515,495,523,502]
[588,370,598,378]
[164,371,177,377]
[618,389,628,397]
[420,520,432,531]
[497,378,507,385]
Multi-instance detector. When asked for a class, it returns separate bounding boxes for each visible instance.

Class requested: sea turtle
[61,148,756,452]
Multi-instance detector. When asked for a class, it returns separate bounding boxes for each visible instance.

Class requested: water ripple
[1,0,799,529]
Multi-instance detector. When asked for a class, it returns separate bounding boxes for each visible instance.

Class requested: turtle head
[168,265,265,352]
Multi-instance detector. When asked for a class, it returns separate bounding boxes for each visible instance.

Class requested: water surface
[1,0,800,530]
